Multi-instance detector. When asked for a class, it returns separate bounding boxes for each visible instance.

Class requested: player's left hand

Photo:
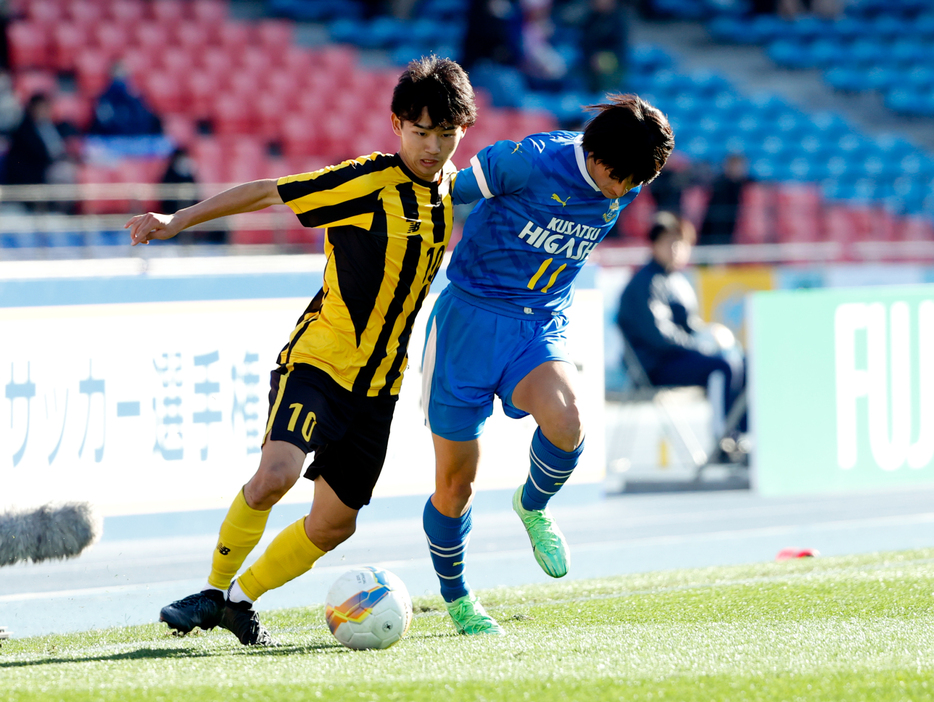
[125,212,180,245]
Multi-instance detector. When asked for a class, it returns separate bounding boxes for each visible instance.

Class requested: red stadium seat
[237,46,274,74]
[90,22,128,63]
[120,49,152,87]
[255,96,289,142]
[7,22,51,71]
[139,70,185,114]
[184,71,222,120]
[25,0,65,29]
[78,163,127,215]
[108,1,146,28]
[216,22,256,50]
[160,46,196,80]
[733,183,773,245]
[197,46,233,83]
[161,113,198,148]
[774,183,823,243]
[211,94,257,135]
[131,22,172,59]
[276,45,314,77]
[51,22,89,72]
[192,0,229,26]
[899,216,934,241]
[281,113,321,159]
[74,50,113,99]
[191,137,227,185]
[617,189,657,241]
[52,92,94,131]
[174,21,217,50]
[256,20,294,51]
[149,0,189,24]
[66,2,106,28]
[681,184,711,236]
[13,70,58,102]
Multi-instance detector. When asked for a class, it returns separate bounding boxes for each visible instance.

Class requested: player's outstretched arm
[125,178,284,245]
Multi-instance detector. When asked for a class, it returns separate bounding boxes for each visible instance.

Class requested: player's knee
[542,408,583,452]
[434,477,474,516]
[309,519,355,551]
[245,461,300,509]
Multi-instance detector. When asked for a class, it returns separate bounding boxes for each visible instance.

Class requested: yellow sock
[237,517,326,602]
[207,489,271,591]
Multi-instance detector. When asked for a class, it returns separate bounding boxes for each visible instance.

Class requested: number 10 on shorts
[287,403,317,442]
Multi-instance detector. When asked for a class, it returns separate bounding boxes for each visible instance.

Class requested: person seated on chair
[615,212,746,458]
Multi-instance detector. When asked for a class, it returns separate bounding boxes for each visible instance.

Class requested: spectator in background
[752,0,840,19]
[3,93,69,207]
[579,0,629,94]
[0,70,22,136]
[89,63,161,137]
[521,0,569,90]
[159,146,226,244]
[616,212,746,457]
[462,0,524,71]
[159,147,198,214]
[647,149,691,215]
[699,152,750,246]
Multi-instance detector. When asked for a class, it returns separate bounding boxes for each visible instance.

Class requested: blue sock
[423,498,471,603]
[521,427,583,511]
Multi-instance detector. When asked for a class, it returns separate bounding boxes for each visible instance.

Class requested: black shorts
[264,363,397,510]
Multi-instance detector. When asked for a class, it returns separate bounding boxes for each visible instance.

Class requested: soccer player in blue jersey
[421,94,674,634]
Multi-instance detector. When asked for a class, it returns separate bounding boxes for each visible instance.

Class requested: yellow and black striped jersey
[276,152,455,397]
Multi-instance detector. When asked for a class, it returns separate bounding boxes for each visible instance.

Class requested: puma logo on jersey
[551,193,570,206]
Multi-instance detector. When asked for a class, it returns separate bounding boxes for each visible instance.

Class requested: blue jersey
[450,131,641,314]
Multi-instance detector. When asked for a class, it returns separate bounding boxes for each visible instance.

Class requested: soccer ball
[325,566,413,650]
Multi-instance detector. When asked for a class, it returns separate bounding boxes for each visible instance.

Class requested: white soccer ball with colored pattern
[325,566,413,650]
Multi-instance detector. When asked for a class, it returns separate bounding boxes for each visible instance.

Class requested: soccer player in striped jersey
[126,56,476,646]
[421,94,674,634]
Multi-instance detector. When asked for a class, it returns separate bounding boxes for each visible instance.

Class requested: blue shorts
[421,286,571,441]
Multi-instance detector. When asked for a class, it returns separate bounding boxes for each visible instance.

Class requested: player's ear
[390,113,403,137]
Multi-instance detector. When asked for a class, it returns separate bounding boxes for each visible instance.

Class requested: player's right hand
[125,212,179,246]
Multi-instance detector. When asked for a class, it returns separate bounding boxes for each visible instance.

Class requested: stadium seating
[2,0,931,255]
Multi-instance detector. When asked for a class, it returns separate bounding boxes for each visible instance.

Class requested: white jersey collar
[573,134,601,193]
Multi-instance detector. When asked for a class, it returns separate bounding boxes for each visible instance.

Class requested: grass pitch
[3,549,934,702]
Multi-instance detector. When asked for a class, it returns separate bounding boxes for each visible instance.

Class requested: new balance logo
[551,193,570,207]
[407,220,421,234]
[217,545,231,556]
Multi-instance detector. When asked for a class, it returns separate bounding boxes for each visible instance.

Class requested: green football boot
[445,593,505,635]
[512,485,570,578]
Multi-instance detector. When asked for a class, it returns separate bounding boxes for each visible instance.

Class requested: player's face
[391,108,466,182]
[587,157,635,199]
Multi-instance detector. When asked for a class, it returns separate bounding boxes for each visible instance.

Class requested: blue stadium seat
[767,39,813,69]
[844,39,888,68]
[825,67,864,93]
[809,39,846,69]
[864,67,901,93]
[628,45,674,73]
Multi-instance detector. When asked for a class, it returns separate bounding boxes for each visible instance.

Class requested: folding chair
[612,337,710,473]
[610,333,750,483]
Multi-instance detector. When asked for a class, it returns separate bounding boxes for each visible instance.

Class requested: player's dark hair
[392,55,477,129]
[582,93,674,186]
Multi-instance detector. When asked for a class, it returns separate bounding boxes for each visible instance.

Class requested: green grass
[4,549,934,701]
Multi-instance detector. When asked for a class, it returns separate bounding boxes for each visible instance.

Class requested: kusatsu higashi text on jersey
[276,153,455,397]
[450,131,640,315]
